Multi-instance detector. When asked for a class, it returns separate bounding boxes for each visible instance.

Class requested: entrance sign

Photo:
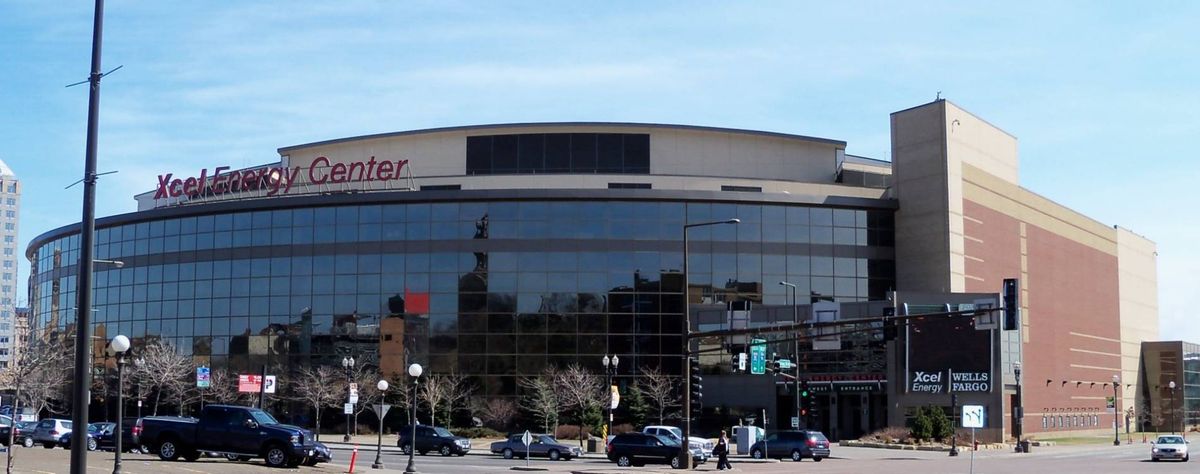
[750,339,767,375]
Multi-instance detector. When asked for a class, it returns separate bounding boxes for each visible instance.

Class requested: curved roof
[277,122,846,154]
[0,157,15,177]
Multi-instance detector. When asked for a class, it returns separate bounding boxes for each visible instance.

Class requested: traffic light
[1003,278,1019,330]
[800,380,812,424]
[882,307,898,341]
[689,357,703,415]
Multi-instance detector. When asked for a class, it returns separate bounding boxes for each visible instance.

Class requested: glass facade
[29,198,895,398]
[466,134,650,175]
[1140,341,1200,431]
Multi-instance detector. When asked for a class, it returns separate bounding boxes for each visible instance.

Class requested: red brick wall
[962,199,1121,434]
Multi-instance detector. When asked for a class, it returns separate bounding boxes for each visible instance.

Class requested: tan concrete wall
[284,124,844,184]
[1116,226,1159,416]
[891,101,953,292]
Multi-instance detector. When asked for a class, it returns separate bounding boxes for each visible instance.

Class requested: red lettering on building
[155,157,410,200]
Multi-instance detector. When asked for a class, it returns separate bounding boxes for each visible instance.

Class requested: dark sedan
[490,434,583,460]
[58,423,103,451]
[0,421,37,448]
[606,432,704,468]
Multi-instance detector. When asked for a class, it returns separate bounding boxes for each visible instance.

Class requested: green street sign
[778,359,793,370]
[750,338,767,375]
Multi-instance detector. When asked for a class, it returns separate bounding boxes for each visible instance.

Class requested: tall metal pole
[679,219,738,469]
[679,225,690,470]
[779,281,800,429]
[71,0,106,472]
[113,356,125,474]
[1112,376,1120,446]
[1014,363,1023,452]
[405,376,418,474]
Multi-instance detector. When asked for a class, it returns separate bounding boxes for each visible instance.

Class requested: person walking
[715,430,732,470]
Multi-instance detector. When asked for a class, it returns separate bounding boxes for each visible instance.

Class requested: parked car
[490,433,582,460]
[606,432,704,468]
[31,419,73,449]
[139,405,320,468]
[643,425,713,461]
[0,421,37,448]
[59,423,105,451]
[1151,435,1189,462]
[749,430,830,461]
[397,425,470,456]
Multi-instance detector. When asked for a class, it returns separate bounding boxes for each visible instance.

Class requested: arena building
[27,100,1158,441]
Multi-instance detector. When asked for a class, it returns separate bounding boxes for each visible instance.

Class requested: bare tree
[204,367,244,405]
[555,364,604,446]
[351,366,386,434]
[635,366,678,425]
[386,372,416,425]
[137,339,193,415]
[441,373,476,428]
[291,366,343,441]
[473,397,518,431]
[519,367,564,434]
[13,339,71,418]
[418,374,451,426]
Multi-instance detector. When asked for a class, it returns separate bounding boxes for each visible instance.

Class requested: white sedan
[1151,435,1189,462]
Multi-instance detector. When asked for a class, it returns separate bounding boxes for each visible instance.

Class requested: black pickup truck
[139,405,319,468]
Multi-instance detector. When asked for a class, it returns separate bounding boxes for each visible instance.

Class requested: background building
[0,161,18,369]
[25,100,1158,439]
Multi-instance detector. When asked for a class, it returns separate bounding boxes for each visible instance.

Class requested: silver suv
[32,419,73,448]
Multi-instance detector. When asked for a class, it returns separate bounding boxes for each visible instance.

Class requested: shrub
[910,407,933,441]
[611,423,636,435]
[554,424,596,440]
[928,406,953,441]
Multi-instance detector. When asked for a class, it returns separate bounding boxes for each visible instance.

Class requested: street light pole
[1169,381,1177,434]
[680,218,738,469]
[110,335,130,474]
[71,2,109,472]
[405,363,423,474]
[372,380,389,469]
[343,356,355,442]
[1013,361,1024,452]
[602,354,619,449]
[778,281,799,429]
[1112,375,1121,446]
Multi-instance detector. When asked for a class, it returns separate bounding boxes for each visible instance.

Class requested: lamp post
[405,363,423,474]
[110,335,130,474]
[372,380,389,469]
[343,356,355,442]
[1013,361,1024,452]
[681,218,739,469]
[1112,375,1121,446]
[778,281,800,429]
[601,354,619,448]
[133,356,145,419]
[1169,381,1177,434]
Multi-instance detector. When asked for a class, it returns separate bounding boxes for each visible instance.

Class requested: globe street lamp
[1112,375,1121,446]
[343,356,355,442]
[1169,381,1177,434]
[405,363,423,474]
[372,380,389,469]
[601,354,619,449]
[110,335,130,474]
[681,218,739,469]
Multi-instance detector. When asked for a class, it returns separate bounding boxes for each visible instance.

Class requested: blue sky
[1,1,1196,340]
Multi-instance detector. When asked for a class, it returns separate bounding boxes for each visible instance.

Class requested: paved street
[0,440,1191,474]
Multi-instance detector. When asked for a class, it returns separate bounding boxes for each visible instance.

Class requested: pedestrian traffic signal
[689,357,703,410]
[1003,278,1019,330]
